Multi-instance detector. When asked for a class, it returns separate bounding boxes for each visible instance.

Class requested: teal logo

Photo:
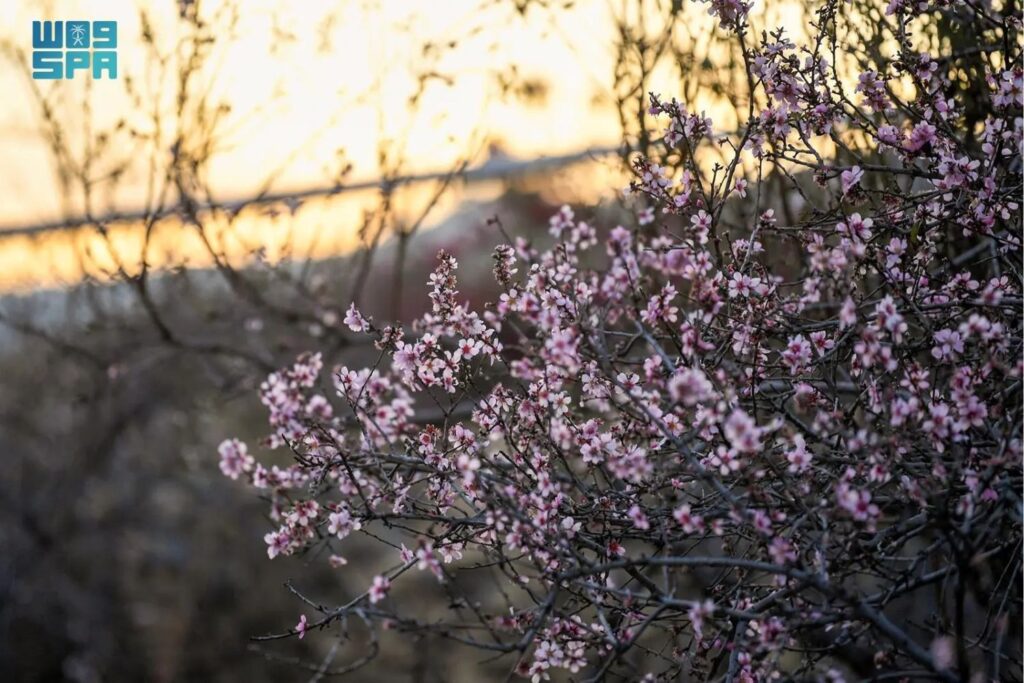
[32,20,117,79]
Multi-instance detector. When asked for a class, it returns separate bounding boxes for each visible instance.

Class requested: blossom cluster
[221,0,1022,679]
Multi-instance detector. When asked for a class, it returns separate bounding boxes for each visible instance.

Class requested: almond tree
[222,0,1022,679]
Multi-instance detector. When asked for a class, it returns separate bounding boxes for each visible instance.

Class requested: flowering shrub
[221,0,1022,679]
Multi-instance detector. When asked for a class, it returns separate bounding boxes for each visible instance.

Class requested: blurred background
[0,0,896,680]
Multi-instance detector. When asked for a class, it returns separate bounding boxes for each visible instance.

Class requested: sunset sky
[0,0,805,290]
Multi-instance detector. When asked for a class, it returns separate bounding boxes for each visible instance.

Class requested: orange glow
[0,0,812,292]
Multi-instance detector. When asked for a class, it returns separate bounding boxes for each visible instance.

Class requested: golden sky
[0,0,806,291]
[1,1,630,225]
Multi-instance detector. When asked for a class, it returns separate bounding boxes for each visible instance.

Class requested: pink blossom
[786,434,813,473]
[931,329,964,362]
[728,272,762,299]
[856,71,889,111]
[840,166,864,195]
[874,296,906,341]
[343,303,369,332]
[837,213,873,243]
[688,599,715,641]
[368,575,391,604]
[836,481,879,523]
[781,335,813,374]
[668,367,714,406]
[839,297,857,329]
[218,439,254,480]
[723,408,762,454]
[673,504,705,533]
[327,507,361,539]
